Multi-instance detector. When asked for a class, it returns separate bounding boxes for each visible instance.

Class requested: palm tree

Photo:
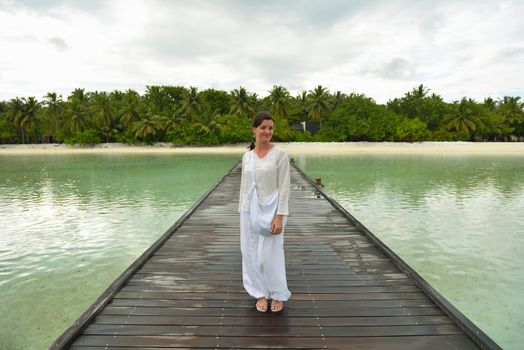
[430,93,443,102]
[65,98,88,134]
[163,108,186,134]
[332,90,347,110]
[69,88,89,104]
[17,97,41,144]
[43,92,63,132]
[64,88,90,134]
[6,97,40,143]
[409,84,429,99]
[180,86,202,123]
[192,106,222,135]
[5,98,24,143]
[119,90,141,129]
[91,91,114,133]
[144,85,180,114]
[100,125,119,142]
[295,91,308,121]
[483,97,497,111]
[230,87,255,117]
[268,85,291,119]
[498,96,523,125]
[444,98,481,134]
[110,90,124,102]
[131,111,163,142]
[251,93,261,112]
[306,85,332,128]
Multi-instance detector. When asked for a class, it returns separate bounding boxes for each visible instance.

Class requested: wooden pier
[51,161,500,349]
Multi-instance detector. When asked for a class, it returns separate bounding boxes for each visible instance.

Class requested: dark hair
[249,111,274,150]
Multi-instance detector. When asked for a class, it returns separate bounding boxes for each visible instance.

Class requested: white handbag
[248,150,279,237]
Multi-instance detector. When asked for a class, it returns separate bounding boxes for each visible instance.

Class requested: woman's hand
[271,215,283,235]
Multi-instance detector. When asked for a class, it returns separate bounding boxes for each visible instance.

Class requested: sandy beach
[0,142,523,156]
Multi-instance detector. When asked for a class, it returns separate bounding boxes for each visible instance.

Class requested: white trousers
[240,211,291,301]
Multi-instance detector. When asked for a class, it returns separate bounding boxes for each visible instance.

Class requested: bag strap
[250,150,257,185]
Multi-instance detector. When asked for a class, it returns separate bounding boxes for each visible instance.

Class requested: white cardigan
[238,146,291,216]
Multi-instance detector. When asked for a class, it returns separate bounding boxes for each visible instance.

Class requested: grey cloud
[133,1,360,73]
[250,56,307,87]
[367,58,418,80]
[133,2,241,62]
[418,13,447,39]
[153,0,370,31]
[497,47,524,63]
[222,0,365,28]
[14,0,105,11]
[11,0,62,8]
[48,36,69,51]
[9,0,108,19]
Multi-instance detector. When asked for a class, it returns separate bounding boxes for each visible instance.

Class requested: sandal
[271,299,283,313]
[256,297,268,312]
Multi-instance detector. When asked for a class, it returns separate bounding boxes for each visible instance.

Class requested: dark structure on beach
[289,121,320,135]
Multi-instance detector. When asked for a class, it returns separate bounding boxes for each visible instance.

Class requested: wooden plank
[72,335,328,348]
[93,315,453,327]
[82,323,464,337]
[114,291,430,301]
[126,277,416,287]
[119,285,421,293]
[70,335,478,349]
[107,298,434,308]
[98,306,444,317]
[324,335,479,350]
[132,272,411,280]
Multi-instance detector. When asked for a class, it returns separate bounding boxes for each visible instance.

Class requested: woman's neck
[255,142,272,152]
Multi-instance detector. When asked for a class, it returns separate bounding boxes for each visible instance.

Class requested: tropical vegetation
[0,85,522,145]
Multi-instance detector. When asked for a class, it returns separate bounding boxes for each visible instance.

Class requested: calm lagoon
[0,147,523,349]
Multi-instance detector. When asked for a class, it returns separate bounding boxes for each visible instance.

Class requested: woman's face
[253,119,274,144]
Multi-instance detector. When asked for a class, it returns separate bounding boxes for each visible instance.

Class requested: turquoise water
[1,151,523,349]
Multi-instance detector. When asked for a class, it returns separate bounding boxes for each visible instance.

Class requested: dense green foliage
[0,85,522,145]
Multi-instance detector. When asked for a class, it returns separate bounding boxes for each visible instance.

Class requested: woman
[239,111,291,313]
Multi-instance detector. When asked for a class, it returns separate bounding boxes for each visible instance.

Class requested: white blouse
[238,146,291,216]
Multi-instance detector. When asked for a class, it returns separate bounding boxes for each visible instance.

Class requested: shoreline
[1,142,524,155]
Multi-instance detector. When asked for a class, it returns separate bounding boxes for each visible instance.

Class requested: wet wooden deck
[51,161,500,349]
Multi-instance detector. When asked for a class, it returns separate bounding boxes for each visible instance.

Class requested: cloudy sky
[0,0,522,103]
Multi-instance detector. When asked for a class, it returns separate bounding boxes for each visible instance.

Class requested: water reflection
[297,154,524,201]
